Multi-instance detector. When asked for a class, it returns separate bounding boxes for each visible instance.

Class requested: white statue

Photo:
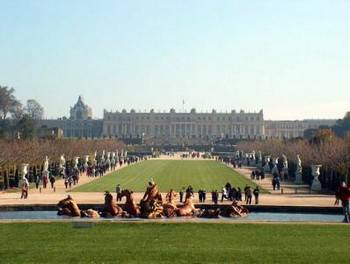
[84,155,89,167]
[111,152,116,166]
[59,155,66,169]
[252,151,256,161]
[282,154,289,176]
[101,150,106,163]
[21,164,29,179]
[43,156,49,172]
[295,154,303,184]
[74,157,79,169]
[264,156,271,172]
[94,151,97,166]
[106,152,111,167]
[235,150,240,159]
[311,165,322,191]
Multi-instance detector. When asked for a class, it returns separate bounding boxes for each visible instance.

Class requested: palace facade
[38,96,338,143]
[102,109,265,144]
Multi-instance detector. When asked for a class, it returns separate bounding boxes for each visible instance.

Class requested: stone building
[70,96,92,120]
[102,109,265,144]
[264,119,337,139]
[36,96,339,142]
[38,97,102,138]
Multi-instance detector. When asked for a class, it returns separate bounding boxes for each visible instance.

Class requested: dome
[70,96,92,120]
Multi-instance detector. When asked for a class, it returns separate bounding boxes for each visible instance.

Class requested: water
[0,211,344,223]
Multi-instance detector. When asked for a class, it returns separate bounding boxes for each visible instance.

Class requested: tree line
[237,129,350,190]
[0,86,46,139]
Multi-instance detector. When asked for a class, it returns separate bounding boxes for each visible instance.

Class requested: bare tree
[0,86,21,119]
[25,99,44,120]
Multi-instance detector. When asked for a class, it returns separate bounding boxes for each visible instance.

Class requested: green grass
[73,160,261,192]
[0,222,349,263]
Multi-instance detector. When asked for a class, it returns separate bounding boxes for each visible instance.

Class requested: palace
[39,97,337,143]
[102,109,265,144]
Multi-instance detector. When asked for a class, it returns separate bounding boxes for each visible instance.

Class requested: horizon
[1,1,349,121]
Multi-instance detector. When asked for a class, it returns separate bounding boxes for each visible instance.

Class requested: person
[179,187,185,203]
[225,182,232,193]
[68,176,73,189]
[236,187,242,201]
[64,176,68,189]
[244,185,249,202]
[245,186,252,205]
[221,187,228,202]
[251,171,256,180]
[272,177,277,191]
[186,185,194,196]
[20,178,29,199]
[230,187,237,201]
[212,190,218,205]
[275,176,281,190]
[35,175,40,189]
[42,174,48,189]
[260,170,265,180]
[253,186,260,204]
[116,184,122,201]
[339,181,350,223]
[334,186,340,206]
[198,190,203,203]
[202,189,206,203]
[49,175,56,189]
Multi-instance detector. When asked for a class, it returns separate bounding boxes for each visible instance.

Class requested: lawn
[73,160,261,192]
[0,222,348,263]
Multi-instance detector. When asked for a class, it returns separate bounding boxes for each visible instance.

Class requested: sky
[0,0,349,120]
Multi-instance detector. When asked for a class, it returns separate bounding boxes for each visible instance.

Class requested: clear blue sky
[1,0,349,120]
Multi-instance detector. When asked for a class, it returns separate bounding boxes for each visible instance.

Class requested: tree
[0,86,21,119]
[333,112,350,138]
[17,114,37,139]
[25,99,44,120]
[11,103,24,119]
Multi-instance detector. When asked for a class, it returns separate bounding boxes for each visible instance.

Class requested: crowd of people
[115,182,260,205]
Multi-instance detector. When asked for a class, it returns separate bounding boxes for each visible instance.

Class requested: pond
[0,211,344,223]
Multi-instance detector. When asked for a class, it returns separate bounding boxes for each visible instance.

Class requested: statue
[94,151,97,166]
[101,150,105,164]
[74,157,79,169]
[57,195,81,217]
[282,154,289,177]
[295,154,303,184]
[235,150,240,159]
[21,164,29,179]
[59,155,66,170]
[111,152,116,166]
[258,151,262,163]
[311,165,322,191]
[140,181,163,218]
[264,156,271,172]
[84,155,89,167]
[106,152,111,164]
[43,156,49,172]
